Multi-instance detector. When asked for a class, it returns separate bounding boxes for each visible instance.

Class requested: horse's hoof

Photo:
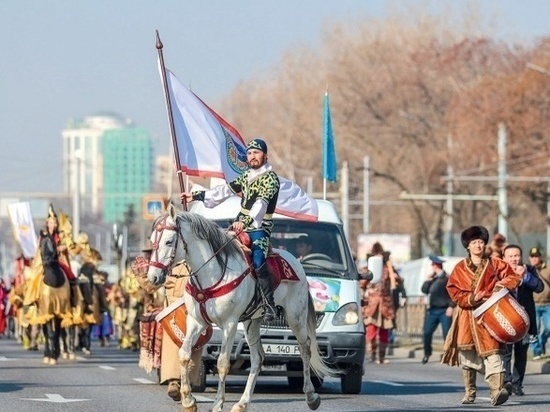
[43,357,50,364]
[307,394,321,410]
[61,352,69,359]
[182,405,197,412]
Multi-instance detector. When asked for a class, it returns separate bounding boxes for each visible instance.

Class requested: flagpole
[156,30,187,211]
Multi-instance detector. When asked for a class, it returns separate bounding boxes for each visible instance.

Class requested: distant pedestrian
[529,247,550,360]
[421,255,455,364]
[502,245,543,396]
[487,233,507,259]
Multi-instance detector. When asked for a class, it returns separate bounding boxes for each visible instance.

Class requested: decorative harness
[150,215,253,324]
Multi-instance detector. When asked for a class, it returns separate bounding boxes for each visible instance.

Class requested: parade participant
[9,255,39,350]
[502,244,543,396]
[529,247,550,360]
[107,279,126,348]
[0,278,8,336]
[442,225,521,406]
[35,205,74,365]
[421,255,455,364]
[181,138,280,321]
[362,242,396,364]
[93,271,114,347]
[120,265,143,350]
[134,241,203,401]
[76,246,103,355]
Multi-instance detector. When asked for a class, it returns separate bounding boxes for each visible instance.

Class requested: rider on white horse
[181,138,280,321]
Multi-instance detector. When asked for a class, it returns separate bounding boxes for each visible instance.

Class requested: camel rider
[181,138,280,321]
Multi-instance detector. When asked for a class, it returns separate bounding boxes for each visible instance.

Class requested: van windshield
[213,219,352,278]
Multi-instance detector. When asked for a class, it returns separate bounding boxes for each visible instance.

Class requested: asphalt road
[1,336,550,412]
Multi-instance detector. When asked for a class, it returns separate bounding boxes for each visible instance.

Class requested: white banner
[8,201,38,259]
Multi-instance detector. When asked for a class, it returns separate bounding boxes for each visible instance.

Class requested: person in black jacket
[502,244,544,396]
[421,255,456,364]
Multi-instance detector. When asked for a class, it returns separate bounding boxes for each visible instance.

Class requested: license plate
[262,343,301,356]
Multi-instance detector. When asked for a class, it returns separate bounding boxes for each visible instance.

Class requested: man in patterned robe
[181,138,280,321]
[442,225,521,406]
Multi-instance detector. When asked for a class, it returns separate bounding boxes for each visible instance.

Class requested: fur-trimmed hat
[461,225,489,248]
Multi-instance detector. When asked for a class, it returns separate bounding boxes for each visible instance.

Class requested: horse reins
[150,215,248,287]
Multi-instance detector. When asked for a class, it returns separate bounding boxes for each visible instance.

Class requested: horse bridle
[149,214,238,280]
[149,215,188,272]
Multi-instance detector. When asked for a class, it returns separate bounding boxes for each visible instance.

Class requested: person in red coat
[442,225,521,406]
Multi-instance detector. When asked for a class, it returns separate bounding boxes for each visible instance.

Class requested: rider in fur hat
[181,138,280,322]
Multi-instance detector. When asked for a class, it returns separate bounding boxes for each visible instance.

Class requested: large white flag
[8,202,38,259]
[161,66,318,221]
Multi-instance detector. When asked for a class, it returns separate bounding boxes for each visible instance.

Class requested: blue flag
[323,91,337,182]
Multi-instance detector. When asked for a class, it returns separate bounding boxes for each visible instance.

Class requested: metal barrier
[392,297,445,343]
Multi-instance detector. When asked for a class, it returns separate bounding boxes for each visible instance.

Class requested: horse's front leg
[230,319,263,412]
[179,329,198,412]
[212,321,238,412]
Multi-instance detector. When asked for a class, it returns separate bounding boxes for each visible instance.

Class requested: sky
[1,0,549,194]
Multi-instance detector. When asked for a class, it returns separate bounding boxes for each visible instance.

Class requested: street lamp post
[73,150,82,239]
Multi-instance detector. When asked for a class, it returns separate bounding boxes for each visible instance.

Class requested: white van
[189,196,365,394]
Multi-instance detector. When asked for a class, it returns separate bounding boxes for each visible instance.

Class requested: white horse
[147,206,337,412]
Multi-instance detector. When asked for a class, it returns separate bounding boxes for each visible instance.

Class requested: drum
[473,288,529,344]
[155,298,212,349]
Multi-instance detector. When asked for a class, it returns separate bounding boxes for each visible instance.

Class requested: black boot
[257,263,277,322]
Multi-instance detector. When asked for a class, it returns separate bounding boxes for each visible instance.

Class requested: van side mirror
[367,255,383,284]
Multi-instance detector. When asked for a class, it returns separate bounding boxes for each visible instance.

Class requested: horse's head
[147,205,185,285]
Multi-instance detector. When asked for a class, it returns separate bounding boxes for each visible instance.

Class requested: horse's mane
[173,212,243,267]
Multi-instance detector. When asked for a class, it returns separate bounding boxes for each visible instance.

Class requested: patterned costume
[189,138,280,321]
[362,260,395,364]
[192,160,279,266]
[442,225,521,406]
[446,258,521,357]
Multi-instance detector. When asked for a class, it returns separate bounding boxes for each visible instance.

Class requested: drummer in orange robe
[441,225,521,406]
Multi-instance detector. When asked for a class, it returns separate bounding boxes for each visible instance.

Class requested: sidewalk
[389,343,550,374]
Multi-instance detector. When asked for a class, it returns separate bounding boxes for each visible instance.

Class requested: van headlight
[332,302,360,325]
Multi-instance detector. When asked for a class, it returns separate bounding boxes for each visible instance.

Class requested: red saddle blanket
[251,253,301,289]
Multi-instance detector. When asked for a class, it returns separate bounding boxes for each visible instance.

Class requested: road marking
[370,380,405,386]
[134,378,156,384]
[99,365,116,370]
[194,395,214,403]
[0,356,19,361]
[21,394,90,403]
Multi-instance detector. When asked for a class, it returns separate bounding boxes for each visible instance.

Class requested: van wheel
[341,363,363,394]
[191,360,207,393]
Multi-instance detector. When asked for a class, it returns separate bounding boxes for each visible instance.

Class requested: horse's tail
[306,293,341,379]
